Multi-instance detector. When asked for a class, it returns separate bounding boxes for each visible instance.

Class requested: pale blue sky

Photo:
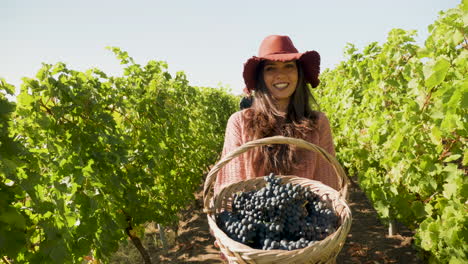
[1,0,461,96]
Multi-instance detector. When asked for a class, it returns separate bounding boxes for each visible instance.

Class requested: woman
[214,35,340,194]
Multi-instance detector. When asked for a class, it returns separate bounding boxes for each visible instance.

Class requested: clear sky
[1,0,461,96]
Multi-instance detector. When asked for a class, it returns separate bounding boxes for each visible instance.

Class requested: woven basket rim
[204,136,350,210]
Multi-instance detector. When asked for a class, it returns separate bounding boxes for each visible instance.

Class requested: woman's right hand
[214,240,228,262]
[210,229,227,262]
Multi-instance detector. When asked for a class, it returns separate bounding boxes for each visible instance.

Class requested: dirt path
[111,180,424,264]
[335,180,423,264]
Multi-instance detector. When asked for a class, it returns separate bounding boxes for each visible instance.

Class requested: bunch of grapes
[216,173,338,251]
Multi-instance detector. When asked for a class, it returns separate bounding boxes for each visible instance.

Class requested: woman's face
[262,60,298,105]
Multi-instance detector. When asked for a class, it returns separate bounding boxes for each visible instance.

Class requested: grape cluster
[216,173,338,251]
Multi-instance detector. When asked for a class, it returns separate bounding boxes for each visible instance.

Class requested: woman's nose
[275,69,287,78]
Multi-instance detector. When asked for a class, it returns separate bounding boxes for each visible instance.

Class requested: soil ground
[110,180,424,264]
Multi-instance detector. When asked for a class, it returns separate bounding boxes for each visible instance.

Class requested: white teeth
[274,83,288,89]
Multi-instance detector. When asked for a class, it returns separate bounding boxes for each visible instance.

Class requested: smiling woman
[214,35,340,193]
[210,35,344,262]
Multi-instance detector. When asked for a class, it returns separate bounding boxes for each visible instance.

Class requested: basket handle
[203,136,349,211]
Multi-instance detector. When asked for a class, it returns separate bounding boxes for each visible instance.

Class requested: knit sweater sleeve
[313,113,340,190]
[214,111,250,194]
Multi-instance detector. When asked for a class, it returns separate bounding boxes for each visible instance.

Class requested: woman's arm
[314,113,340,190]
[214,111,244,194]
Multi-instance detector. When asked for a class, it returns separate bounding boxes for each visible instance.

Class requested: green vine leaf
[423,56,450,90]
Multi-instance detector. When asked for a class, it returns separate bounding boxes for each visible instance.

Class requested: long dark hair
[244,61,320,175]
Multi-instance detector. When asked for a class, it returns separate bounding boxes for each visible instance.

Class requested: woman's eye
[264,66,275,72]
[285,63,296,68]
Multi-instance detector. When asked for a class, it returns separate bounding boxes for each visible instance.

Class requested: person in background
[239,95,254,110]
[215,35,340,194]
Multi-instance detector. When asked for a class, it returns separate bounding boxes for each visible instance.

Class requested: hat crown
[258,35,299,57]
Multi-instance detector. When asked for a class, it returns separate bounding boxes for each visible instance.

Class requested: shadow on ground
[336,180,423,264]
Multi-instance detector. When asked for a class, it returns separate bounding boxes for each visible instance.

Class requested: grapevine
[316,2,467,262]
[0,50,238,263]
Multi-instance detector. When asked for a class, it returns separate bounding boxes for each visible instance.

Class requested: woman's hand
[210,228,227,262]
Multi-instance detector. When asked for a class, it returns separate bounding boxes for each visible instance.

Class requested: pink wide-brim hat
[242,35,320,94]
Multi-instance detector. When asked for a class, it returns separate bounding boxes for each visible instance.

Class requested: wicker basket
[203,136,352,264]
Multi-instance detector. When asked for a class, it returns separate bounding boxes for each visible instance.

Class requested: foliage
[0,79,31,261]
[0,49,238,263]
[316,2,467,263]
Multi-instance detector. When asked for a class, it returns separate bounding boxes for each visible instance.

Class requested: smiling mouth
[273,82,289,89]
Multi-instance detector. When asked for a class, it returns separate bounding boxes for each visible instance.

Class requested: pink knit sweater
[214,110,340,193]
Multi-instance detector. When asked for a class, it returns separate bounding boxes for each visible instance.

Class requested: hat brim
[243,50,320,94]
